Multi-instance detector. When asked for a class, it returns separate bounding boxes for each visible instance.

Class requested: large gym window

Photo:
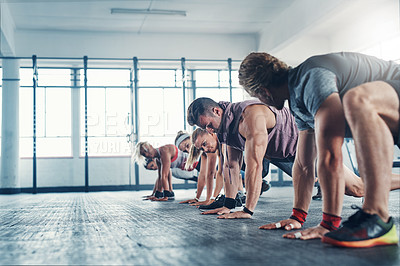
[138,87,184,147]
[139,69,181,87]
[80,69,131,157]
[195,70,231,102]
[0,69,2,152]
[19,68,72,157]
[136,67,184,147]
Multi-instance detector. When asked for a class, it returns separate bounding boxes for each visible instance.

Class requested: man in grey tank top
[238,52,400,248]
[187,97,365,219]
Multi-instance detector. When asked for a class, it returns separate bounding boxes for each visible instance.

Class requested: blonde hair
[185,128,208,170]
[185,145,203,170]
[133,141,151,164]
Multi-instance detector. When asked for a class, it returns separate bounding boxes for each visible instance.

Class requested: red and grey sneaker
[322,206,399,248]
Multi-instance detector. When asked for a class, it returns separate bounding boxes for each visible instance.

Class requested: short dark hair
[187,97,219,126]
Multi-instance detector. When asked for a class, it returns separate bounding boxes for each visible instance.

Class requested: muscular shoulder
[242,104,270,116]
[240,104,275,130]
[159,144,175,156]
[238,105,273,139]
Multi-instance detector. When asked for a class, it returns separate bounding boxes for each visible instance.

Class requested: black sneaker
[312,185,322,200]
[154,190,164,198]
[235,193,245,207]
[322,206,399,248]
[199,194,225,210]
[260,180,271,195]
[240,195,246,205]
[163,190,175,200]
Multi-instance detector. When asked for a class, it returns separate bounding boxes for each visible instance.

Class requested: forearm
[152,179,158,194]
[292,163,315,212]
[292,129,318,213]
[223,165,239,199]
[205,170,215,200]
[161,170,170,191]
[159,149,173,192]
[244,164,263,211]
[156,170,163,191]
[196,172,206,199]
[213,172,224,197]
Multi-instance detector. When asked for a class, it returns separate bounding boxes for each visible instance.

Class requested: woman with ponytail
[133,131,199,201]
[180,128,225,207]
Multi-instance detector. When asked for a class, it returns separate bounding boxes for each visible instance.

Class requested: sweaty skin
[220,105,275,219]
[180,152,218,205]
[253,80,400,240]
[180,133,224,205]
[195,101,376,225]
[190,133,224,206]
[201,105,277,219]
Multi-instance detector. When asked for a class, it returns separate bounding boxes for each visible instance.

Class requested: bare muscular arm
[159,145,174,194]
[202,145,242,216]
[218,105,271,219]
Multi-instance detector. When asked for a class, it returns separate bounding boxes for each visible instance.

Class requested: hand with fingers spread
[151,197,169,201]
[260,208,307,230]
[201,206,231,215]
[143,196,157,201]
[190,199,214,206]
[179,198,198,204]
[283,225,329,240]
[259,218,302,230]
[217,211,251,219]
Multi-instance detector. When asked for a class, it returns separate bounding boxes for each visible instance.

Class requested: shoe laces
[215,194,225,203]
[342,205,373,228]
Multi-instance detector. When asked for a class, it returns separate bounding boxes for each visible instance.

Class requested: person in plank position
[238,51,400,247]
[187,97,367,219]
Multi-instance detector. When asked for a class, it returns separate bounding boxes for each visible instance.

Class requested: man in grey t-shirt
[239,52,400,248]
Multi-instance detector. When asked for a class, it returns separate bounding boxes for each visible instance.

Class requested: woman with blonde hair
[134,133,199,201]
[180,128,228,208]
[184,128,250,209]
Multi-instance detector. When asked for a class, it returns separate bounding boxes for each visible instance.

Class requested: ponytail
[185,144,202,170]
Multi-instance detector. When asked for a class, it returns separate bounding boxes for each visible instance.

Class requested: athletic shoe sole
[322,224,399,248]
